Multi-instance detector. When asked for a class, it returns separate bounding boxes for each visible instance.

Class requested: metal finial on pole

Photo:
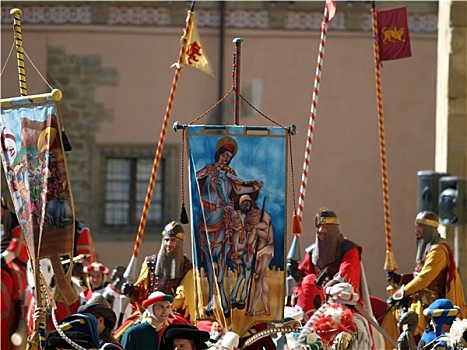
[233,38,243,125]
[10,8,27,96]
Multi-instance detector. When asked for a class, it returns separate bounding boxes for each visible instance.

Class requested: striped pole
[371,6,397,273]
[124,7,194,282]
[10,8,27,96]
[296,5,331,226]
[233,38,243,125]
[10,9,47,348]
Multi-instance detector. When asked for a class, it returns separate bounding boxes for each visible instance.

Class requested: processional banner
[187,125,287,336]
[0,92,76,304]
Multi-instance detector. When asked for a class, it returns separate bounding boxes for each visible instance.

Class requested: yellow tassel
[292,213,302,234]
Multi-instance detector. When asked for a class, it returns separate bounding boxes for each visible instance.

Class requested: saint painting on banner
[187,125,287,336]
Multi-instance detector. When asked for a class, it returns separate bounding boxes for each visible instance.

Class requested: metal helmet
[314,207,339,227]
[415,211,439,228]
[162,221,185,241]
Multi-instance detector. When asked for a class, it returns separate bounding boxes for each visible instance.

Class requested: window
[104,157,163,225]
[94,144,179,236]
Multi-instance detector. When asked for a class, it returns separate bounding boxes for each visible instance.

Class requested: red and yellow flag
[180,11,214,77]
[377,6,411,61]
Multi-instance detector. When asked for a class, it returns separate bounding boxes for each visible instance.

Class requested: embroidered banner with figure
[0,91,77,305]
[188,125,287,336]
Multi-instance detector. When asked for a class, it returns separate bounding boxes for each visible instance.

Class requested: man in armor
[287,207,362,320]
[383,211,466,346]
[117,221,195,333]
[122,221,191,301]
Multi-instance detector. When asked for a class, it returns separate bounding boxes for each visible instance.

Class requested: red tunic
[294,247,361,318]
[1,268,15,350]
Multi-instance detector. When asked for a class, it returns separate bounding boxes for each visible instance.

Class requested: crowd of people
[2,195,467,350]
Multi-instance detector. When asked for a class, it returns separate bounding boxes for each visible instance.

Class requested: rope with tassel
[177,45,298,227]
[371,3,398,275]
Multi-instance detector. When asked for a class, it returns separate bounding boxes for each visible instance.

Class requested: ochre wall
[1,20,438,299]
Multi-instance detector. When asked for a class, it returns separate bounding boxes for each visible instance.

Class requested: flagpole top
[10,8,22,15]
[50,89,62,101]
[173,121,183,133]
[290,124,297,135]
[233,38,244,44]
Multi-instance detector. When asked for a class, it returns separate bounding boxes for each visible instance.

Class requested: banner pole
[371,3,398,275]
[124,2,194,282]
[10,8,27,97]
[233,38,243,126]
[10,8,47,349]
[296,2,332,227]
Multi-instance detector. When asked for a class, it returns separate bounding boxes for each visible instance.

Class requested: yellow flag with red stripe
[181,11,214,77]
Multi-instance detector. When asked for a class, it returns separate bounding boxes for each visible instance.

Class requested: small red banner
[377,7,412,61]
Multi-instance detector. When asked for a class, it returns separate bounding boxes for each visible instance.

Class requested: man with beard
[382,211,466,346]
[287,208,362,320]
[122,221,192,301]
[118,221,194,334]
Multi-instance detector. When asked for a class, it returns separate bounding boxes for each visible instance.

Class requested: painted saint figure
[239,194,274,317]
[195,136,262,317]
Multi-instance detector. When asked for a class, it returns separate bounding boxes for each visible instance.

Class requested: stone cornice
[1,3,437,33]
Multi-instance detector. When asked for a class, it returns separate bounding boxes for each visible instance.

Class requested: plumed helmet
[415,211,439,228]
[315,207,339,227]
[162,221,185,241]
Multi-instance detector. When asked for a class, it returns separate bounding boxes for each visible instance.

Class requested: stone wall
[47,47,117,221]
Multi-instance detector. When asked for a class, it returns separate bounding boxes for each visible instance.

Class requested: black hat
[160,324,210,350]
[45,313,100,349]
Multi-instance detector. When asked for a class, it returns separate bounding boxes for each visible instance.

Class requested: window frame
[92,143,180,239]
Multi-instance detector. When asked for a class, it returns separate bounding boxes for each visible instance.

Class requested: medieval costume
[418,298,461,350]
[121,292,174,350]
[117,222,193,340]
[1,199,29,349]
[384,211,466,347]
[80,261,110,303]
[288,208,362,319]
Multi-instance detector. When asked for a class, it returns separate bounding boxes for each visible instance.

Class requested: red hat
[142,291,174,308]
[83,262,109,274]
